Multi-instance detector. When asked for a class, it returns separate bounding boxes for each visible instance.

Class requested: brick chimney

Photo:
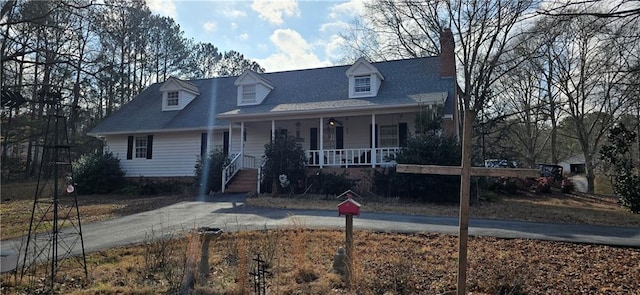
[439,28,455,78]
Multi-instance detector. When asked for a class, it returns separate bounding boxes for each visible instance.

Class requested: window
[354,75,371,93]
[135,136,147,158]
[242,85,256,103]
[167,91,179,106]
[379,125,398,147]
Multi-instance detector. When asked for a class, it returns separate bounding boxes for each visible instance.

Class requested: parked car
[537,164,563,181]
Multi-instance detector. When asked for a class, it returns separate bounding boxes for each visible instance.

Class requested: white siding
[103,113,420,177]
[106,132,202,177]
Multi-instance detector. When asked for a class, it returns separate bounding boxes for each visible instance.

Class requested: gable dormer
[346,57,384,98]
[234,70,274,106]
[159,77,200,111]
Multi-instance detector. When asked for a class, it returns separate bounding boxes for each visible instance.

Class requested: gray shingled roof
[89,56,455,135]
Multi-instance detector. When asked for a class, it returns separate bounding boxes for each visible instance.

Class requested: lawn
[246,192,640,228]
[3,229,639,294]
[2,181,639,294]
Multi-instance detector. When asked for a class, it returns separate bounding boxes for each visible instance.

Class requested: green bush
[72,152,125,194]
[262,130,307,194]
[600,123,640,213]
[373,133,461,203]
[194,149,229,194]
[306,170,358,196]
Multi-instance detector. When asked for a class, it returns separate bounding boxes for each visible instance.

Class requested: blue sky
[146,0,365,72]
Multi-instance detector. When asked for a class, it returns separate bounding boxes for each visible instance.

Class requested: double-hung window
[167,91,179,106]
[135,136,148,158]
[242,85,256,103]
[354,75,371,93]
[379,125,398,147]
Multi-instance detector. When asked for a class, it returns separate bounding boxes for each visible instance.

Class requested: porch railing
[222,153,241,193]
[306,147,400,167]
[222,154,258,193]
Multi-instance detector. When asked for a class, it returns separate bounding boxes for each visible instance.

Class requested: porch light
[327,117,342,126]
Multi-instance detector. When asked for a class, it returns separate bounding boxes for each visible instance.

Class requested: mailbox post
[337,190,361,284]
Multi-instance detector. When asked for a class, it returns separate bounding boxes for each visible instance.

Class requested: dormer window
[242,85,256,103]
[346,57,384,98]
[234,70,274,106]
[167,91,179,106]
[159,77,200,111]
[354,75,371,93]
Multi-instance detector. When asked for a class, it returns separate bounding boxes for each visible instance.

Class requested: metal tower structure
[20,93,88,292]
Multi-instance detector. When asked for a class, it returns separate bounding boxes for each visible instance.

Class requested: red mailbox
[338,198,361,216]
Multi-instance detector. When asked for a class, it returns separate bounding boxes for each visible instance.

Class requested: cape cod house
[89,29,460,193]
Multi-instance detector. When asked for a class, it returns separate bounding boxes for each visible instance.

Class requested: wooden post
[345,214,353,284]
[457,109,473,295]
[396,110,538,295]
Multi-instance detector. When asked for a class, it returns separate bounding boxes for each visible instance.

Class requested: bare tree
[550,13,638,193]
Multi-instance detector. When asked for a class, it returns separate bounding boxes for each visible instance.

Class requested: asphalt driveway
[3,193,639,264]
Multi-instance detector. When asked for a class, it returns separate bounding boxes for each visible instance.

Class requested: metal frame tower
[20,94,88,291]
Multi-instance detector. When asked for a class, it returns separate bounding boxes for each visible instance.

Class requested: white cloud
[238,33,249,41]
[256,29,332,72]
[146,0,177,19]
[251,0,300,25]
[203,21,217,32]
[324,34,347,62]
[329,0,366,19]
[223,8,248,18]
[231,22,238,30]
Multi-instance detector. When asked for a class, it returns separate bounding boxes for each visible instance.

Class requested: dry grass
[2,229,638,294]
[246,192,640,228]
[1,181,194,240]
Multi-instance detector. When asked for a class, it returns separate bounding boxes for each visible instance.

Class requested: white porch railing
[306,147,400,167]
[222,153,241,193]
[222,154,258,193]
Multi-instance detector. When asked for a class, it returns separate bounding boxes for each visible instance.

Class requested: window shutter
[369,124,379,148]
[223,132,229,155]
[127,136,133,160]
[399,123,408,147]
[146,135,153,159]
[200,133,207,157]
[310,128,318,150]
[336,126,344,149]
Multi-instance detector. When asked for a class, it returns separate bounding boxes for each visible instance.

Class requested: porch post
[271,120,275,140]
[319,117,324,168]
[240,121,245,168]
[228,122,233,156]
[371,113,377,168]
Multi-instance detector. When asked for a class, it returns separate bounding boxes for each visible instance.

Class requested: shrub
[306,170,358,196]
[72,152,125,194]
[561,178,575,193]
[535,177,552,194]
[262,130,307,194]
[194,149,229,194]
[373,133,461,203]
[600,123,640,213]
[486,177,529,195]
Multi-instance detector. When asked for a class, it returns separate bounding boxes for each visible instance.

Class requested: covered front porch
[219,111,424,192]
[225,111,419,166]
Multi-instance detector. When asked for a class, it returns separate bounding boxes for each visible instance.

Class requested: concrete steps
[225,168,258,193]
